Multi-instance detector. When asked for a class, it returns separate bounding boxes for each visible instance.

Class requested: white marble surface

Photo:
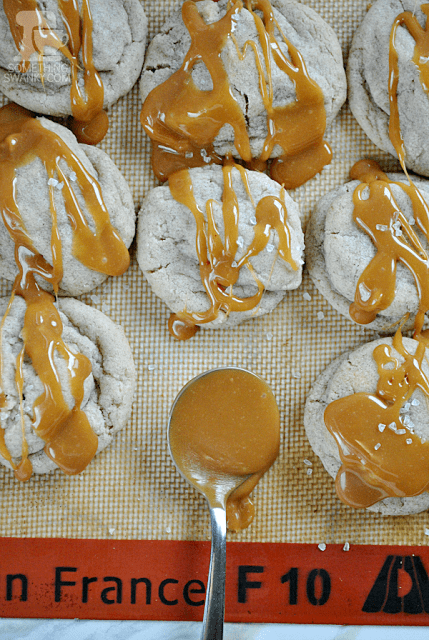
[0,621,428,639]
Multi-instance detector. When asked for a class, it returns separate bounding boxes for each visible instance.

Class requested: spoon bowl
[167,367,280,640]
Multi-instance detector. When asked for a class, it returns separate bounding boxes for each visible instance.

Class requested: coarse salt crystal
[409,217,415,225]
[388,422,397,432]
[148,364,156,371]
[231,261,238,268]
[412,398,420,406]
[90,294,101,305]
[374,443,381,451]
[203,156,211,164]
[56,181,64,190]
[291,371,301,379]
[266,243,274,253]
[378,423,386,432]
[48,178,58,187]
[406,438,412,444]
[425,528,429,536]
[318,543,326,551]
[403,415,411,426]
[69,171,77,182]
[237,236,244,248]
[185,152,193,159]
[306,468,313,476]
[266,332,273,341]
[317,311,325,321]
[303,292,311,301]
[343,542,350,552]
[250,216,257,225]
[303,459,312,466]
[109,527,116,535]
[396,429,406,435]
[165,526,172,534]
[376,224,388,231]
[0,413,7,421]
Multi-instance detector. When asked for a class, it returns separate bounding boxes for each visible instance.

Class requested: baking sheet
[0,0,426,548]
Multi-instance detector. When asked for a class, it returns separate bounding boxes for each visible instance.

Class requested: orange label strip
[0,539,428,624]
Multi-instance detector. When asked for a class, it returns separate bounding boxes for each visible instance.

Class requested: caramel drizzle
[325,329,429,508]
[3,0,108,144]
[140,0,330,188]
[168,164,297,339]
[389,4,429,170]
[349,159,429,335]
[0,103,130,480]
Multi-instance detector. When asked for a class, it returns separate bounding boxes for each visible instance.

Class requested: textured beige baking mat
[0,0,426,547]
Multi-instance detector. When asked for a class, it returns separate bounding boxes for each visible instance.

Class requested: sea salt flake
[374,443,381,451]
[291,370,301,379]
[266,243,274,253]
[48,178,58,187]
[303,459,312,466]
[376,224,388,231]
[403,415,411,426]
[406,438,413,444]
[343,542,350,552]
[396,429,406,435]
[317,311,325,321]
[237,236,244,248]
[318,543,326,551]
[388,422,397,432]
[303,292,311,301]
[378,423,386,432]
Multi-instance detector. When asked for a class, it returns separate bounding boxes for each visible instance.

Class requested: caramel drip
[389,4,429,170]
[348,159,429,335]
[140,0,330,187]
[0,103,129,479]
[169,368,280,531]
[3,0,107,144]
[324,330,429,508]
[167,164,296,339]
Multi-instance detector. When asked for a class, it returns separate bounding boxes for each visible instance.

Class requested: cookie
[0,112,135,296]
[0,0,147,120]
[140,0,346,186]
[304,335,429,515]
[0,295,136,477]
[305,162,429,332]
[137,164,304,336]
[348,0,429,176]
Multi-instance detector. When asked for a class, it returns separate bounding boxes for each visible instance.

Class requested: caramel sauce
[3,0,108,144]
[349,159,429,335]
[168,368,280,531]
[0,103,130,480]
[167,163,297,339]
[325,330,429,508]
[141,0,331,187]
[388,4,429,170]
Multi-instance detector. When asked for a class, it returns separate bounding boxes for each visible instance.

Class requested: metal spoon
[167,367,279,640]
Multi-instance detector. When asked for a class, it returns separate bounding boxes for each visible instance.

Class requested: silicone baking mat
[0,0,426,554]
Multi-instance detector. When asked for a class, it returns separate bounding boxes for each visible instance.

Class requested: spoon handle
[201,505,227,640]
